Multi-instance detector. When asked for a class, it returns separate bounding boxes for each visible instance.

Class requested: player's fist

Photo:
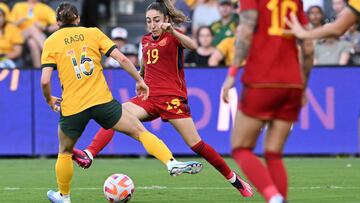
[160,23,174,33]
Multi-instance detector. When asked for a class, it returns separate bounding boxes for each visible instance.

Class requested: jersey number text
[66,46,95,80]
[146,48,159,64]
[267,0,298,36]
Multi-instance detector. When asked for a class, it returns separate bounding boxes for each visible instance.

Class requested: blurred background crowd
[0,0,359,69]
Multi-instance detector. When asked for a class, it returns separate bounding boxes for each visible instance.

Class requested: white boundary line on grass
[2,185,360,191]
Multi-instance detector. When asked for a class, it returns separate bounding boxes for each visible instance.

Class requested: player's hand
[222,76,235,103]
[160,23,174,33]
[284,12,307,39]
[136,80,149,101]
[47,96,62,112]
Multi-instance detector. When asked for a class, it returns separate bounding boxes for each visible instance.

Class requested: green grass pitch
[0,157,359,203]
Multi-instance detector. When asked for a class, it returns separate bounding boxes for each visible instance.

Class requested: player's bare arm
[299,39,314,87]
[233,10,258,66]
[222,10,258,103]
[139,58,145,79]
[286,8,357,39]
[298,25,314,87]
[40,67,61,112]
[159,23,196,50]
[110,48,149,100]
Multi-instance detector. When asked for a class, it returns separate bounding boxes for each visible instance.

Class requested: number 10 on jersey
[267,0,298,36]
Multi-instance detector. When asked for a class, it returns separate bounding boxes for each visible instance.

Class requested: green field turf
[0,157,359,203]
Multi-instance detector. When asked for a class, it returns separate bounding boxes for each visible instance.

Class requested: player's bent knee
[114,110,146,139]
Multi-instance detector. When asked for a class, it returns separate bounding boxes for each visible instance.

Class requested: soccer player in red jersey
[73,0,253,197]
[222,0,314,202]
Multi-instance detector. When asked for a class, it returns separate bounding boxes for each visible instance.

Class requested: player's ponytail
[147,0,188,25]
[56,2,79,24]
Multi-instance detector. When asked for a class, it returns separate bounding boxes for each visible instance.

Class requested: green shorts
[59,99,122,138]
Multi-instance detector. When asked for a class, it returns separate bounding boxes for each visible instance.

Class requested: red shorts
[239,87,303,121]
[129,95,191,121]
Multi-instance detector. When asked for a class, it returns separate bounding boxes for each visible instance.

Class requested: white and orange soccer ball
[103,173,135,203]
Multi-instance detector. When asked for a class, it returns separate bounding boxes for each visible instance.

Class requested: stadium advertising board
[0,68,359,155]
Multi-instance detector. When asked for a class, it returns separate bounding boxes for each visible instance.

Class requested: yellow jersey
[0,23,24,55]
[41,25,116,116]
[0,2,10,19]
[9,2,56,30]
[217,37,235,66]
[348,0,360,15]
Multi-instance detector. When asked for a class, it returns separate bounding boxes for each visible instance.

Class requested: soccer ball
[103,173,135,202]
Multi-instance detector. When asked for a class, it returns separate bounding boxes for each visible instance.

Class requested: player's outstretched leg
[169,118,253,197]
[192,140,253,197]
[111,108,203,176]
[138,130,203,176]
[73,134,203,174]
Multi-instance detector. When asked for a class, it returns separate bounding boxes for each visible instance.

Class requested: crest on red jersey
[159,38,167,46]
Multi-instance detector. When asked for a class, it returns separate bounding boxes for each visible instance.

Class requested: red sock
[232,147,279,201]
[86,128,115,157]
[265,151,288,199]
[191,140,233,179]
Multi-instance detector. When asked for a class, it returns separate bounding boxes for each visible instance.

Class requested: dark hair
[56,2,79,24]
[147,0,188,25]
[196,26,213,45]
[307,5,325,25]
[306,5,324,16]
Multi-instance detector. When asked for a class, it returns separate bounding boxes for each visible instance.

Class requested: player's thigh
[169,117,201,147]
[57,125,78,154]
[127,96,161,121]
[92,99,123,130]
[231,110,265,149]
[59,109,91,140]
[112,108,147,140]
[264,119,293,153]
[123,101,152,121]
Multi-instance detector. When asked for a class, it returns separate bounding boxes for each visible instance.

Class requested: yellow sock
[55,153,73,195]
[139,131,174,165]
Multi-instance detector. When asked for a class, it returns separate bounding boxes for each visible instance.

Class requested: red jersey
[240,0,308,88]
[141,31,187,98]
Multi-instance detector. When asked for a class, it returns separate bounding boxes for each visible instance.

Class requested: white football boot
[47,190,71,203]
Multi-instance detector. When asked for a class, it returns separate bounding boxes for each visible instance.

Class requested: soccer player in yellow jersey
[286,0,360,39]
[41,2,202,203]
